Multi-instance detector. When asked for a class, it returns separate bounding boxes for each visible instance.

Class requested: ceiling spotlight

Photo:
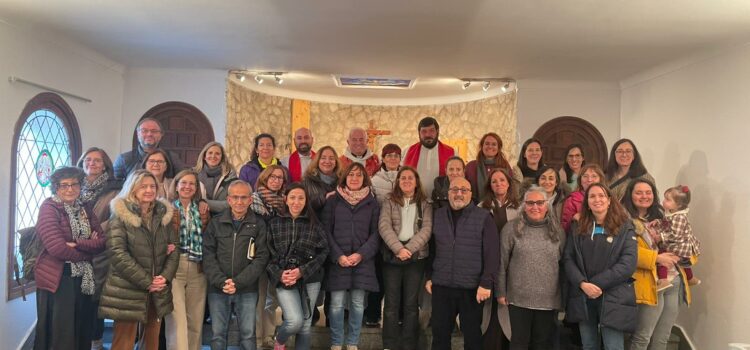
[235,73,246,82]
[274,74,284,85]
[462,81,471,90]
[482,81,491,92]
[254,75,264,84]
[501,82,510,92]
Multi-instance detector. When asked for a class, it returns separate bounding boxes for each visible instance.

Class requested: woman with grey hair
[497,185,566,350]
[35,166,106,350]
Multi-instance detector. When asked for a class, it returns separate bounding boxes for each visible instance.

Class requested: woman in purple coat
[322,162,381,350]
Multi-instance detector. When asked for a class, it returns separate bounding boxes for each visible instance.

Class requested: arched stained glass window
[8,92,81,299]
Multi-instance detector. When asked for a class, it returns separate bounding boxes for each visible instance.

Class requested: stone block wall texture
[226,80,518,172]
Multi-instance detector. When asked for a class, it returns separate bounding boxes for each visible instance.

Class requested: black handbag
[382,200,423,265]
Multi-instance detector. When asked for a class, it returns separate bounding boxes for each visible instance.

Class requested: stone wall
[225,80,518,171]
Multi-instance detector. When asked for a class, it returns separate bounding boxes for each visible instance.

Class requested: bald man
[339,127,380,177]
[281,127,315,183]
[426,177,499,350]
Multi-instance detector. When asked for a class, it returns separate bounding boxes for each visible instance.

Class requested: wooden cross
[365,119,391,151]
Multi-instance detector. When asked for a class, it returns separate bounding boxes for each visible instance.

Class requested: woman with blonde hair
[194,141,238,215]
[98,169,179,350]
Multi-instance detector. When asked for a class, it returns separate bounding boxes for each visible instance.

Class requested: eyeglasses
[268,174,284,182]
[147,160,166,166]
[615,149,634,155]
[567,154,583,159]
[449,187,471,194]
[228,195,251,201]
[524,200,546,207]
[139,128,162,135]
[58,182,81,190]
[84,158,103,164]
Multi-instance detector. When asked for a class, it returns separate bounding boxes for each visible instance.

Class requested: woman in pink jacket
[560,164,605,234]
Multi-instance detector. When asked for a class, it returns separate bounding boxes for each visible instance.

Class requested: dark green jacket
[203,209,269,293]
[98,198,179,322]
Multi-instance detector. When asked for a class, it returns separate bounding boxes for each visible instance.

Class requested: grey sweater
[497,215,566,310]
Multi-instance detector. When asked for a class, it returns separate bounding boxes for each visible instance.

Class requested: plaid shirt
[267,214,330,284]
[658,210,701,258]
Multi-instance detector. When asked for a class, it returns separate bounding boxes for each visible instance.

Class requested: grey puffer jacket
[378,197,433,260]
[98,198,178,322]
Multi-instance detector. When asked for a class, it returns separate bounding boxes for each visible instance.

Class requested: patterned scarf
[52,195,95,295]
[79,172,109,204]
[337,185,371,206]
[174,199,203,261]
[250,185,286,216]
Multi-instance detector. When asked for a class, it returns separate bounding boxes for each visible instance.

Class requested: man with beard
[402,117,456,195]
[339,127,381,176]
[281,127,315,183]
[113,118,184,180]
[426,177,499,350]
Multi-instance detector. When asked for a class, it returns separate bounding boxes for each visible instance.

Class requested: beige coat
[378,196,433,259]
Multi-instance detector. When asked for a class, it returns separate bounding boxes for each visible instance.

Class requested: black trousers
[364,258,384,323]
[507,304,557,350]
[382,260,425,350]
[431,285,483,350]
[35,266,94,350]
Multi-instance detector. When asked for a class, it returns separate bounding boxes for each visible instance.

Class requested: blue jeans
[208,291,259,350]
[275,282,321,350]
[578,298,624,350]
[329,289,366,346]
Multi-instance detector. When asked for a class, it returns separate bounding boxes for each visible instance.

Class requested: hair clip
[681,185,690,193]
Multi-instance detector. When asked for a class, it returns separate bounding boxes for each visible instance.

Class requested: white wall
[516,79,621,149]
[120,68,228,152]
[621,44,750,349]
[0,20,124,349]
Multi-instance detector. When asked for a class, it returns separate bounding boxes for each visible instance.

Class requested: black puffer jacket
[202,209,269,293]
[98,198,178,322]
[301,173,337,216]
[564,220,637,332]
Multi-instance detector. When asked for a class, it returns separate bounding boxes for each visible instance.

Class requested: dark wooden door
[133,101,215,167]
[533,116,608,170]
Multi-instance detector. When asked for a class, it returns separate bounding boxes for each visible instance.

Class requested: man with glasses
[426,177,499,350]
[113,118,185,180]
[203,179,269,350]
[280,127,315,183]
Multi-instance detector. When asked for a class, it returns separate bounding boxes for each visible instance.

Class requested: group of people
[32,116,701,350]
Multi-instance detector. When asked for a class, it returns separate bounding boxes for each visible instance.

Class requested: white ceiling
[2,0,750,100]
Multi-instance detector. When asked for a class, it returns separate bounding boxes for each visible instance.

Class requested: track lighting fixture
[235,73,246,82]
[482,81,491,92]
[500,81,510,92]
[462,81,471,90]
[274,73,284,85]
[254,75,264,84]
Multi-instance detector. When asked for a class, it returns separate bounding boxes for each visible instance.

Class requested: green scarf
[174,200,203,261]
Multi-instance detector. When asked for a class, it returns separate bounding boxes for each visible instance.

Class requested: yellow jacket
[632,219,693,306]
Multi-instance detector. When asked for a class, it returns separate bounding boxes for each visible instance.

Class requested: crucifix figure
[365,119,391,151]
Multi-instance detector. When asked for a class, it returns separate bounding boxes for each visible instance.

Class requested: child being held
[647,185,701,292]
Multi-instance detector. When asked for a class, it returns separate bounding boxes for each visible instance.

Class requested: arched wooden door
[533,116,608,170]
[133,102,215,167]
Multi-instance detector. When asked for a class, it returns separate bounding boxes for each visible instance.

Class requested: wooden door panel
[133,102,215,168]
[533,116,608,170]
